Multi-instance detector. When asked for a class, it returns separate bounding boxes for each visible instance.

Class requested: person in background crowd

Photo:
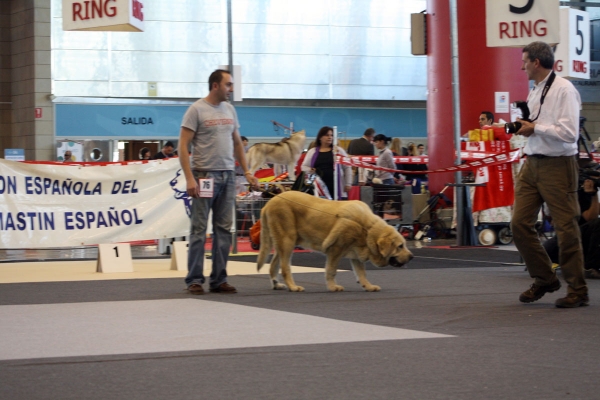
[401,143,428,181]
[372,134,396,185]
[140,147,151,160]
[301,126,352,198]
[511,41,588,308]
[390,137,409,156]
[347,127,375,155]
[543,175,600,279]
[153,141,175,159]
[417,144,426,155]
[479,111,494,128]
[389,138,406,180]
[62,151,72,162]
[347,127,376,185]
[178,69,258,295]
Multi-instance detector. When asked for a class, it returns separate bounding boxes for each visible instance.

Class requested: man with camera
[511,41,588,308]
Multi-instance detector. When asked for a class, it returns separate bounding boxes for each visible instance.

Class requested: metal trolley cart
[235,183,286,250]
[236,192,272,250]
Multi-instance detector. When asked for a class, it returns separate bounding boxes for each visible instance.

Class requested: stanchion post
[333,126,338,200]
[448,183,484,247]
[231,203,238,254]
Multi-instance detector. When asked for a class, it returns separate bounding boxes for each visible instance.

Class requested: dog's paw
[272,282,287,290]
[288,285,305,292]
[363,285,381,292]
[328,285,345,292]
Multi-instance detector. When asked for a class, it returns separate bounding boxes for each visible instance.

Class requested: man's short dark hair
[208,69,231,92]
[417,143,424,148]
[481,111,494,123]
[240,136,248,142]
[164,141,174,148]
[523,41,554,69]
[373,134,390,143]
[363,128,375,138]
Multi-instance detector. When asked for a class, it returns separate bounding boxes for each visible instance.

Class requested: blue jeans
[185,170,235,289]
[381,178,395,185]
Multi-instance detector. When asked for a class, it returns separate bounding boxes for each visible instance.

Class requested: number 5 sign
[554,7,590,80]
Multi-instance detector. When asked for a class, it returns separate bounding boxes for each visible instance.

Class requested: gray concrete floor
[6,239,596,400]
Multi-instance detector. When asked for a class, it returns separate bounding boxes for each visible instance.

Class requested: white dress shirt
[524,72,581,157]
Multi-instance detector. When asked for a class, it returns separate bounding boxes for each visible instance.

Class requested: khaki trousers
[511,156,587,294]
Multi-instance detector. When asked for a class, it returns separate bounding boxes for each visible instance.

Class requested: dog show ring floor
[1,238,599,400]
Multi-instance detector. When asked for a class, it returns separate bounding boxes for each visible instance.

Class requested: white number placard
[96,243,134,273]
[199,178,214,198]
[170,241,189,272]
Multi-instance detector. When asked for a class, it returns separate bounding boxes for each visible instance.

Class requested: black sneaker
[519,279,561,303]
[555,293,589,308]
[585,269,600,280]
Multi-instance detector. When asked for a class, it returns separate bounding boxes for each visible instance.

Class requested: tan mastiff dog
[257,191,413,292]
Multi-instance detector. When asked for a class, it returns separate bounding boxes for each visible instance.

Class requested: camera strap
[530,71,556,122]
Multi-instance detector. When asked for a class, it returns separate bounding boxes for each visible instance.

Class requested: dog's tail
[256,209,272,272]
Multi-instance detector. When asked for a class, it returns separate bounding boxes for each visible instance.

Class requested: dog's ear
[377,231,397,259]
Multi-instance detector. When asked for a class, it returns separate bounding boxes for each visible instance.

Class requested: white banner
[0,158,190,249]
[486,0,560,47]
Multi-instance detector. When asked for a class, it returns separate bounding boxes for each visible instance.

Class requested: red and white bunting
[338,150,521,175]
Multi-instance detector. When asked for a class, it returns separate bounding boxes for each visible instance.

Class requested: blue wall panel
[55,104,427,140]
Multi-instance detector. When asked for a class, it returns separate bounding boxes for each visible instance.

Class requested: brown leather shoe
[585,269,600,280]
[555,293,589,308]
[187,284,204,295]
[519,279,561,303]
[209,282,237,293]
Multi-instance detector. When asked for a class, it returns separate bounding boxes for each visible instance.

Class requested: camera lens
[504,122,522,134]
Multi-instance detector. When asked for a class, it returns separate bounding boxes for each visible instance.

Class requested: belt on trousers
[528,154,551,159]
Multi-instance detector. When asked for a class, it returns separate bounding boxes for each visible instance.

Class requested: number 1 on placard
[113,246,119,257]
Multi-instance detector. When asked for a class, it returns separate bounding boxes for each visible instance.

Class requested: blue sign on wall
[55,104,427,140]
[4,148,25,161]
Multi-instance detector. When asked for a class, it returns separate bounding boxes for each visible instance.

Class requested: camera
[505,101,531,134]
[579,166,600,190]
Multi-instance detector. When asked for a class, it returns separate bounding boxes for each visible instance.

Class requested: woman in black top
[301,126,352,198]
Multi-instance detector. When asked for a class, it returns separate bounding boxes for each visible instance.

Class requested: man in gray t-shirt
[178,69,258,295]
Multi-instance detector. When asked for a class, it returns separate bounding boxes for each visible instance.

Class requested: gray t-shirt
[181,98,240,171]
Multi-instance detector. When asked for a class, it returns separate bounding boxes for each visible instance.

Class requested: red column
[426,0,529,194]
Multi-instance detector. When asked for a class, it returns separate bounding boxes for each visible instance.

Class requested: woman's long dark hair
[315,126,333,147]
